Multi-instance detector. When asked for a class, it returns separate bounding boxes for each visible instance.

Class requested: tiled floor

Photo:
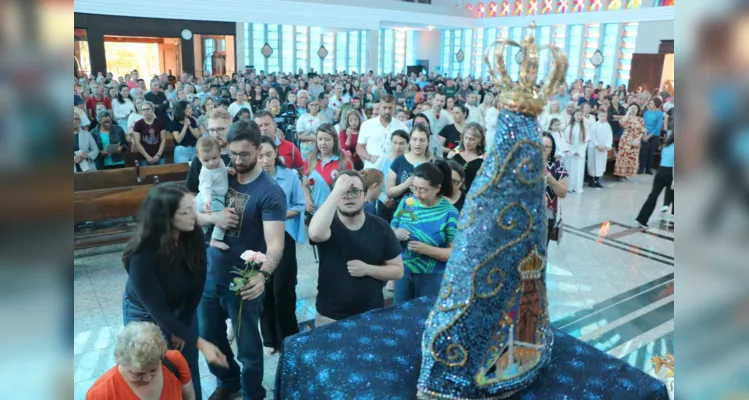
[73,173,674,399]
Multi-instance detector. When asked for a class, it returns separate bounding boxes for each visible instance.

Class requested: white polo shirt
[358,116,408,169]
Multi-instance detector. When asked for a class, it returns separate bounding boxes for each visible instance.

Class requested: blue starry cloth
[274,296,669,400]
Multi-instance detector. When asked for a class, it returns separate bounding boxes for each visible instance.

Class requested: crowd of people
[78,68,675,400]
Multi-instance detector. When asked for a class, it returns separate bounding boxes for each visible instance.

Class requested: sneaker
[635,220,648,228]
[660,205,670,213]
[594,180,604,188]
[208,387,242,400]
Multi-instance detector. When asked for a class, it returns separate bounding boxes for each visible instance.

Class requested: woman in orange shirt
[86,321,195,400]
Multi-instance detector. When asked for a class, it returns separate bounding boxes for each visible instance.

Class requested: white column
[367,29,379,74]
[235,22,246,72]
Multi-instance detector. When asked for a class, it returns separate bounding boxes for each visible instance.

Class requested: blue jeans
[393,267,444,305]
[138,158,166,166]
[198,273,265,400]
[122,294,202,400]
[174,145,196,164]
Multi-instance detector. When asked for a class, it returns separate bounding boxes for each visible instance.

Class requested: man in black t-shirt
[144,80,170,123]
[308,171,404,327]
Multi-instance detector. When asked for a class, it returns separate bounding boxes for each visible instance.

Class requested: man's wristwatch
[258,270,271,283]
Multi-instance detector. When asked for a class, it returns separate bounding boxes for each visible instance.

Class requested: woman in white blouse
[295,98,324,160]
[113,84,134,131]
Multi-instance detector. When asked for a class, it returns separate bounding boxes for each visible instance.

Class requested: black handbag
[549,217,563,242]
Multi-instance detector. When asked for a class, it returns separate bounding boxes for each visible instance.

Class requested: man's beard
[338,204,364,217]
[380,113,392,123]
[234,157,257,174]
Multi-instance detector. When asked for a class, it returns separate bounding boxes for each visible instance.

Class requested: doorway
[103,35,182,80]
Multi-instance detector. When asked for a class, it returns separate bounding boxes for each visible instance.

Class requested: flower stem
[230,300,243,346]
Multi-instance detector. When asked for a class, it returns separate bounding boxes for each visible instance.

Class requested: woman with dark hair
[232,107,252,123]
[91,110,128,170]
[614,103,647,180]
[445,160,466,211]
[197,97,216,136]
[256,136,305,355]
[391,160,459,304]
[122,183,228,400]
[635,132,674,228]
[542,132,569,245]
[387,124,432,213]
[302,123,354,215]
[251,85,265,111]
[438,105,468,157]
[113,84,134,131]
[639,97,666,174]
[170,100,201,163]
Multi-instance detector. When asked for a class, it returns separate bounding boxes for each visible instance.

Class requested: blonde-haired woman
[302,123,354,214]
[86,321,196,400]
[339,109,364,170]
[447,122,485,191]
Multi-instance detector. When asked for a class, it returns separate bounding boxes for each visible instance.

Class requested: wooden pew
[137,163,189,185]
[74,167,138,191]
[74,162,189,249]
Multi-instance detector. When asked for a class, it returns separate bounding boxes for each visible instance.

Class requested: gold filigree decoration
[476,267,507,299]
[483,22,569,116]
[459,140,541,230]
[430,203,534,364]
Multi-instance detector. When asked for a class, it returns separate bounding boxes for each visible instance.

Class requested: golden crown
[484,22,569,116]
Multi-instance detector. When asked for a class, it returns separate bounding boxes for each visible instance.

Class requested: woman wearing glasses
[390,160,459,304]
[302,124,354,218]
[132,101,168,166]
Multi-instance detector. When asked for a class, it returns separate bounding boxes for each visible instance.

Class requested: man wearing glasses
[186,108,232,193]
[308,170,404,327]
[196,119,287,400]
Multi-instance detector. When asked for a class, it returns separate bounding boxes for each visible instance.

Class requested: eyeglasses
[141,107,153,111]
[451,179,463,186]
[208,127,227,135]
[228,151,255,160]
[410,186,432,194]
[341,189,364,199]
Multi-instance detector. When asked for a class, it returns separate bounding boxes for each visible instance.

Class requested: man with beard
[196,119,287,400]
[308,171,403,327]
[356,95,408,169]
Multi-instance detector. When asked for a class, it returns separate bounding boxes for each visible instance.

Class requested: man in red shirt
[85,84,112,120]
[254,110,304,173]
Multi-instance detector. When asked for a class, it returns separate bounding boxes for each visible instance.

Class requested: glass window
[442,30,452,76]
[360,31,367,74]
[252,24,266,73]
[599,24,618,87]
[379,30,384,74]
[282,25,294,73]
[323,33,334,74]
[473,28,485,78]
[608,0,621,10]
[460,28,473,77]
[508,27,523,81]
[406,30,415,69]
[244,23,251,69]
[617,23,638,88]
[527,0,538,14]
[566,25,583,83]
[589,0,603,11]
[266,25,280,73]
[557,0,569,13]
[348,31,360,73]
[296,26,309,73]
[582,24,600,81]
[541,0,554,13]
[626,0,641,8]
[310,27,321,73]
[383,30,394,74]
[336,32,347,73]
[394,30,406,74]
[537,26,551,85]
[204,39,214,77]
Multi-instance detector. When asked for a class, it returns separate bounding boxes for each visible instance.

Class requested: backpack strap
[161,355,181,381]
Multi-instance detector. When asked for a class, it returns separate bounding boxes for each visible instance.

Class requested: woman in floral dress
[614,103,647,179]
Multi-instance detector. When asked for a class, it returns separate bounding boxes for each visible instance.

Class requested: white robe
[540,111,567,132]
[563,124,589,193]
[484,107,499,150]
[582,115,596,132]
[586,121,613,177]
[549,130,568,160]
